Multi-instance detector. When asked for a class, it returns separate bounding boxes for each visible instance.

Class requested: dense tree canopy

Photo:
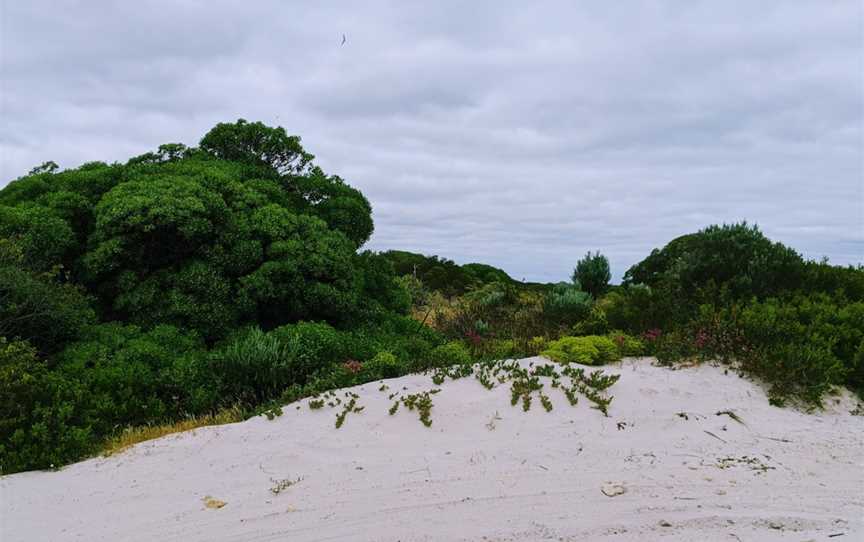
[623,222,806,302]
[0,120,395,341]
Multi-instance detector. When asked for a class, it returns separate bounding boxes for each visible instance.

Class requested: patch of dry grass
[100,406,246,457]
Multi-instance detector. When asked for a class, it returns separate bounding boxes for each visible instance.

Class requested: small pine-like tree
[572,251,611,298]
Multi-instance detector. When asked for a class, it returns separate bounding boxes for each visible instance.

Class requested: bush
[751,342,845,407]
[572,305,609,335]
[0,238,96,353]
[429,341,472,367]
[541,335,620,365]
[650,329,698,365]
[623,222,806,303]
[527,336,548,356]
[362,351,405,380]
[0,338,93,473]
[270,321,349,381]
[56,324,214,427]
[851,340,864,396]
[208,327,294,405]
[482,339,518,360]
[600,285,671,334]
[1,324,213,474]
[607,331,645,357]
[543,282,592,325]
[734,296,849,406]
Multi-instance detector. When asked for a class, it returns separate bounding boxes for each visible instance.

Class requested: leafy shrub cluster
[421,223,862,408]
[0,121,425,473]
[618,223,864,406]
[541,335,621,365]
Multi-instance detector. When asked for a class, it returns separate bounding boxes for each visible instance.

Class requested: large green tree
[0,120,399,341]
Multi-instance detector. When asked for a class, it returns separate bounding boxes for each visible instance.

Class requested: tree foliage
[573,251,611,298]
[381,250,513,296]
[1,120,393,342]
[623,222,805,302]
[0,120,413,473]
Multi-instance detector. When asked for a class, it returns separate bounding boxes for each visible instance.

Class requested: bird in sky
[341,34,347,46]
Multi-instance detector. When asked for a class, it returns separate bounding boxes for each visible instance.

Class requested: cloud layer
[2,1,861,281]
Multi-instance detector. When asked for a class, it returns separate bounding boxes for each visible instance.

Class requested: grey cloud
[1,1,861,282]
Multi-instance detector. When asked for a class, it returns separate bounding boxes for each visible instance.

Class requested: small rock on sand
[601,483,627,497]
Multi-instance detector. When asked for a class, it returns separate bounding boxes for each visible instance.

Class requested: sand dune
[2,357,862,541]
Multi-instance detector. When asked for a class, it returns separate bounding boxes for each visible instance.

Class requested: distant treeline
[379,250,514,296]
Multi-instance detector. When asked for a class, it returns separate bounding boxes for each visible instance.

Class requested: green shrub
[607,331,645,357]
[651,329,698,365]
[542,336,620,365]
[429,341,472,367]
[543,282,592,325]
[527,336,548,356]
[270,321,349,380]
[0,338,94,473]
[1,324,213,474]
[208,327,294,405]
[572,305,609,335]
[851,340,864,396]
[749,342,846,407]
[57,324,214,426]
[623,222,806,303]
[734,296,849,406]
[0,238,96,353]
[362,351,404,380]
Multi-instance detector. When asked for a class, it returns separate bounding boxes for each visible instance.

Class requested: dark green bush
[623,222,806,303]
[735,296,851,405]
[270,321,350,381]
[0,338,94,473]
[572,251,611,298]
[208,327,295,405]
[572,305,609,335]
[0,239,96,353]
[0,324,213,473]
[55,324,214,428]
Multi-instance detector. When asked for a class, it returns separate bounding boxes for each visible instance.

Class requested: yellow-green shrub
[362,351,404,379]
[527,336,548,355]
[541,335,620,365]
[429,341,472,367]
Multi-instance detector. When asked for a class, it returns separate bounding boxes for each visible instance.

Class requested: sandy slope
[2,357,862,542]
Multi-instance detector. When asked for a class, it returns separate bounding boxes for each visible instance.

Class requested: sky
[1,1,862,282]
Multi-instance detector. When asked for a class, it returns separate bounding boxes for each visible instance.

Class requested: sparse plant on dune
[398,390,437,427]
[269,476,303,495]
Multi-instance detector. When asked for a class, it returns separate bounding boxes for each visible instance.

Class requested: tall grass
[100,405,246,457]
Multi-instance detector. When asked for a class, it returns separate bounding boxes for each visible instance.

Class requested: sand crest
[2,357,862,541]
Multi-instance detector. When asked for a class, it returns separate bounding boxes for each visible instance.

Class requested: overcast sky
[1,1,862,282]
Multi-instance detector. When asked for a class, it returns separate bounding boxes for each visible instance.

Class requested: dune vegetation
[1,120,862,475]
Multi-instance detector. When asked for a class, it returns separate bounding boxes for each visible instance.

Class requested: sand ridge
[2,357,862,541]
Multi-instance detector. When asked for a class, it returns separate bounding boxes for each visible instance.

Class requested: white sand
[2,357,862,541]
